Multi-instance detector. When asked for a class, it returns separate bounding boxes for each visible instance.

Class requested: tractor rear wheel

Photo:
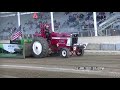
[60,48,70,58]
[31,37,49,58]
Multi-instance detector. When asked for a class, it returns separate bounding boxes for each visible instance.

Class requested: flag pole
[17,12,24,39]
[17,12,21,27]
[17,12,25,58]
[50,12,54,32]
[93,12,98,36]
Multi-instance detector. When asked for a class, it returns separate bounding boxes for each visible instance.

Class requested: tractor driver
[45,24,51,41]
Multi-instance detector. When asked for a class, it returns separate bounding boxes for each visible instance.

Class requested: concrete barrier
[78,36,120,44]
[100,44,115,51]
[85,50,120,55]
[86,43,100,50]
[85,43,120,51]
[116,44,120,51]
[78,36,120,51]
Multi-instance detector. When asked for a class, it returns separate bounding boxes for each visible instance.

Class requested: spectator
[64,12,70,15]
[79,14,84,20]
[109,12,114,16]
[68,15,76,22]
[87,12,93,16]
[54,20,60,29]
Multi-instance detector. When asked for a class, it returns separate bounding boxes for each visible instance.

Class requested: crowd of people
[0,12,120,40]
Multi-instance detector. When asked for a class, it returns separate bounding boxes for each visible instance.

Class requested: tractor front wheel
[60,48,70,58]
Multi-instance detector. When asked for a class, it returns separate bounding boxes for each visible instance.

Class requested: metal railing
[98,14,120,36]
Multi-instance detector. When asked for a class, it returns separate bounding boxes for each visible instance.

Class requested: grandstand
[0,12,120,51]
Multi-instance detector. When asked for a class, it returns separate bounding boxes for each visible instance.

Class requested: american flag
[11,25,22,41]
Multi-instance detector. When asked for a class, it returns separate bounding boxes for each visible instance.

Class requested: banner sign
[0,43,24,58]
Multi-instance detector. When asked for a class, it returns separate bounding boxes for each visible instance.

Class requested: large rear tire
[31,37,49,58]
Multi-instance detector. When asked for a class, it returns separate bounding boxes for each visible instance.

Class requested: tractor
[31,23,85,58]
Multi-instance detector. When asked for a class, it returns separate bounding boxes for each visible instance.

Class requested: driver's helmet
[45,24,49,30]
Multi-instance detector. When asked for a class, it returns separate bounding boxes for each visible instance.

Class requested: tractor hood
[51,32,79,38]
[51,32,72,37]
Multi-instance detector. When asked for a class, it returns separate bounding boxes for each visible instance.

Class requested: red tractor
[32,23,85,58]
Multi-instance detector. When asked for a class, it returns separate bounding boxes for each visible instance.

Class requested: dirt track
[0,55,120,78]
